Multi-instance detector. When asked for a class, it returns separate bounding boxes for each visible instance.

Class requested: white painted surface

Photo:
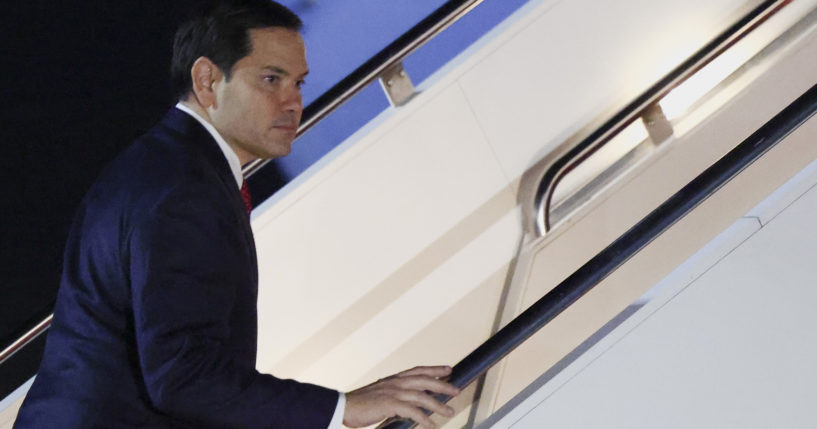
[458,0,757,178]
[250,0,775,393]
[746,154,817,225]
[254,83,508,373]
[0,378,32,429]
[482,7,817,413]
[301,207,523,388]
[489,157,817,429]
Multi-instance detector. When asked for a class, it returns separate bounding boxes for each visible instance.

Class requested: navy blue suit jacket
[14,108,338,428]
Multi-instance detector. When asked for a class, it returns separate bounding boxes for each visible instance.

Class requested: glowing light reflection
[661,47,754,120]
[553,120,649,204]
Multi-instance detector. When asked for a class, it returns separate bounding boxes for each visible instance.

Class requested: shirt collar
[175,102,243,189]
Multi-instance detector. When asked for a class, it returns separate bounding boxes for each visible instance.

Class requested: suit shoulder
[78,120,233,229]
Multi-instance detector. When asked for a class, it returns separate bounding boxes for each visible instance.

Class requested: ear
[190,57,223,109]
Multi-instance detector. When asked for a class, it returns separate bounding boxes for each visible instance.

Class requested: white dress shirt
[174,103,346,428]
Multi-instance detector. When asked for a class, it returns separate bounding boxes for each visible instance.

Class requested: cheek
[216,91,242,122]
[223,93,261,130]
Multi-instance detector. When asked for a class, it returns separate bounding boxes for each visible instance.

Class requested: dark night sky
[1,1,203,346]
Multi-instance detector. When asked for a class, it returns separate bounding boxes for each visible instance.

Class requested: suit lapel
[159,108,258,277]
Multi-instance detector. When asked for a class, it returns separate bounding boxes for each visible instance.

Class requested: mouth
[273,124,298,133]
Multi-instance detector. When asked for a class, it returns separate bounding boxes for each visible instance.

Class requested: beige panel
[458,0,758,179]
[338,266,511,427]
[0,395,24,429]
[254,84,508,372]
[293,204,522,388]
[746,158,817,225]
[494,113,817,413]
[488,24,817,412]
[500,156,817,429]
[355,264,509,387]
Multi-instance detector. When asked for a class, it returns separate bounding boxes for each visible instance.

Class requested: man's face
[208,27,308,164]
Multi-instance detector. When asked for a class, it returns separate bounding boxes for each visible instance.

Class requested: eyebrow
[262,66,309,78]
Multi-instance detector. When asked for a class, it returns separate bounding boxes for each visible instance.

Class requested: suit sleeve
[128,182,338,428]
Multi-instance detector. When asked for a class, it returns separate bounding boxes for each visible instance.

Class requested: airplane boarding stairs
[3,0,817,427]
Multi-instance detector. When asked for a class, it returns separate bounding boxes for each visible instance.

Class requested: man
[14,1,459,427]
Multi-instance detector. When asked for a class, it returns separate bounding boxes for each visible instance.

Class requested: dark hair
[170,0,302,100]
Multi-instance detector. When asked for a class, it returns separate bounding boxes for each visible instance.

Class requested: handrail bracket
[641,102,674,144]
[379,62,417,107]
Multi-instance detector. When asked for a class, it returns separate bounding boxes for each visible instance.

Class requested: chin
[263,145,292,159]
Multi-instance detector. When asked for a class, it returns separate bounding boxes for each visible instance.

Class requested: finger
[393,389,456,418]
[392,402,437,429]
[397,365,453,378]
[391,375,461,397]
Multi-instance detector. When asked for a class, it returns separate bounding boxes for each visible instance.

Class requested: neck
[178,98,257,165]
[179,98,210,123]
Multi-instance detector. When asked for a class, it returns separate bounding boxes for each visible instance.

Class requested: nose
[281,85,303,114]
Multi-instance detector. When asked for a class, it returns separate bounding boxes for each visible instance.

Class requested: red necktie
[240,181,252,215]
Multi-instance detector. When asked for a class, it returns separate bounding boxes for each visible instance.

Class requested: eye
[264,75,280,84]
[296,79,306,89]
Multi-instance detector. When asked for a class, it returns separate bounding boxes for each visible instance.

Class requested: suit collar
[174,103,243,188]
[158,107,238,190]
[158,107,256,246]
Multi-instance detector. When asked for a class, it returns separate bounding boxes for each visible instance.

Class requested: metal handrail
[0,315,52,366]
[381,70,817,429]
[242,0,485,178]
[533,0,791,236]
[382,2,808,426]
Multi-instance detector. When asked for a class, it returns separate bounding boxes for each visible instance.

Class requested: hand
[343,365,461,429]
